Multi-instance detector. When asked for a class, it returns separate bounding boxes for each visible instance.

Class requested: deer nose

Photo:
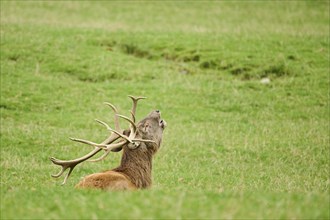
[155,110,160,113]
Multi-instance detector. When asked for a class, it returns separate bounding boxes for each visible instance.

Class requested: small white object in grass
[260,77,270,84]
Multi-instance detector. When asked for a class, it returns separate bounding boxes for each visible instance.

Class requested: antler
[50,95,153,185]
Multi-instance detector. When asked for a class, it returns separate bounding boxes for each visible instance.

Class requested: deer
[50,95,166,190]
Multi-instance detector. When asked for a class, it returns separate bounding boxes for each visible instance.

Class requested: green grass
[1,1,329,219]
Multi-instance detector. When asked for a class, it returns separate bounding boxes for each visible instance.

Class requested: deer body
[76,142,155,190]
[50,96,166,190]
[76,171,137,190]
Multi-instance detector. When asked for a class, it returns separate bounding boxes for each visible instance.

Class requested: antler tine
[130,111,136,123]
[88,140,127,162]
[104,102,121,131]
[87,150,111,163]
[50,147,101,185]
[50,162,65,178]
[62,168,74,185]
[116,114,137,138]
[95,118,133,144]
[95,119,112,130]
[128,95,146,120]
[109,128,133,143]
[116,114,136,130]
[69,137,108,149]
[95,119,130,146]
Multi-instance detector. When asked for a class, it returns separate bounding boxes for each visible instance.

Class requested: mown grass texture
[0,1,329,219]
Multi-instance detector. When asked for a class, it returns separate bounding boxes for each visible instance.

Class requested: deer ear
[123,129,131,136]
[110,129,130,152]
[111,146,123,152]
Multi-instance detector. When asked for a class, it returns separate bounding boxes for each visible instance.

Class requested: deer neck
[113,146,153,188]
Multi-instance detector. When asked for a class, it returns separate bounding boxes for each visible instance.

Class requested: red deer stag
[50,95,166,190]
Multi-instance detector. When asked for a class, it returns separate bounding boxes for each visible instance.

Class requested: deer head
[134,110,166,150]
[50,95,166,185]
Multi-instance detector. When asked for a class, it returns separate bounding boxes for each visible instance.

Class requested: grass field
[0,1,329,219]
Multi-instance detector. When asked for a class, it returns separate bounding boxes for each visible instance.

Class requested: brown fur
[76,110,165,190]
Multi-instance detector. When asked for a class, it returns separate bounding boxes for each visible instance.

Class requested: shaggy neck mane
[112,144,155,188]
